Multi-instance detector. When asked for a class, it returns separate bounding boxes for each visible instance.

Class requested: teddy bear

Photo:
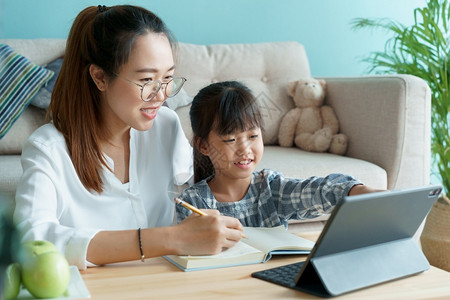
[278,78,348,155]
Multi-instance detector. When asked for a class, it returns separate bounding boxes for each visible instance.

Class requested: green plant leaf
[351,0,450,197]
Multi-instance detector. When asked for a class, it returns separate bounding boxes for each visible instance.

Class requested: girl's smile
[234,158,254,169]
[201,127,264,181]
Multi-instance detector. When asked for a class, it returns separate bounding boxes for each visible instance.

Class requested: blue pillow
[0,44,54,139]
[31,58,63,109]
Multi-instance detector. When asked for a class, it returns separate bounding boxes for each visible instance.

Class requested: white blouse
[13,107,193,269]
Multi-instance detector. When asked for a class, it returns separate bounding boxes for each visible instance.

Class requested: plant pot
[420,195,450,272]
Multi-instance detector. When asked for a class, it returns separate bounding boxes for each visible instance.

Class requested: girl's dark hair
[49,5,175,193]
[189,81,263,183]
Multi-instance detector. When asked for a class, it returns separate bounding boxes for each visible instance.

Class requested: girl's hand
[348,184,385,196]
[170,210,244,256]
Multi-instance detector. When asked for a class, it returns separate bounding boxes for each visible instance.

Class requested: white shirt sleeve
[14,125,100,270]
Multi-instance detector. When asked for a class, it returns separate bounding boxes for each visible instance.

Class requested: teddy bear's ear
[318,79,326,91]
[287,81,298,97]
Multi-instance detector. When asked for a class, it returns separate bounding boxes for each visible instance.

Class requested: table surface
[80,232,450,299]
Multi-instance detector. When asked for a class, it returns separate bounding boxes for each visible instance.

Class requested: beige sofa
[0,39,431,230]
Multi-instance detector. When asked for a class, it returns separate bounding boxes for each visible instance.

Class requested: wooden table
[80,232,450,299]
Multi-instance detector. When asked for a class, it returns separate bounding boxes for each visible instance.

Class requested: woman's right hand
[169,209,244,256]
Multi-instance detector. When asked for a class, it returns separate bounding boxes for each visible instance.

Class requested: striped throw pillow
[0,44,54,139]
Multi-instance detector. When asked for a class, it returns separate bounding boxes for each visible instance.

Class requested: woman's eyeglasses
[114,73,187,102]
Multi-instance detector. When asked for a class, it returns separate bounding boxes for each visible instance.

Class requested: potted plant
[351,0,450,271]
[0,199,22,299]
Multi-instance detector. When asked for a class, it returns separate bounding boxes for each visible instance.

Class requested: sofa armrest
[324,75,431,190]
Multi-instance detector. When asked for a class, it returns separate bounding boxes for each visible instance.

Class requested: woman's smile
[140,106,160,120]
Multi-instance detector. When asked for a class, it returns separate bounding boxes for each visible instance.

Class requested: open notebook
[164,226,314,271]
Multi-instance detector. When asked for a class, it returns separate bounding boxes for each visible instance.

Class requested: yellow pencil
[175,197,207,216]
[174,198,247,239]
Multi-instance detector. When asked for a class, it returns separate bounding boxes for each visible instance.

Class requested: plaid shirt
[176,169,362,227]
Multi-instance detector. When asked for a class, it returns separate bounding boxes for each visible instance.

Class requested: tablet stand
[295,237,430,297]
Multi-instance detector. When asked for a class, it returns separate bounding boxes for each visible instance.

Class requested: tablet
[252,185,442,297]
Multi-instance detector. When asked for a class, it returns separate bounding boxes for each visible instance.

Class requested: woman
[13,5,244,270]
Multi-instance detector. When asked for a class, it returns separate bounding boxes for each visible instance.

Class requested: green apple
[21,240,70,298]
[21,250,70,298]
[3,262,21,300]
[22,240,58,256]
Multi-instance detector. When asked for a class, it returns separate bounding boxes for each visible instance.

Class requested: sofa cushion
[0,44,54,139]
[0,39,66,66]
[0,155,22,206]
[259,146,388,190]
[31,58,63,109]
[176,41,311,145]
[0,106,47,155]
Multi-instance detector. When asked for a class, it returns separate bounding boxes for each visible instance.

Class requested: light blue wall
[0,0,425,77]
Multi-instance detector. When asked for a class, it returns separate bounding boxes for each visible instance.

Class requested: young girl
[13,5,244,270]
[176,81,381,227]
